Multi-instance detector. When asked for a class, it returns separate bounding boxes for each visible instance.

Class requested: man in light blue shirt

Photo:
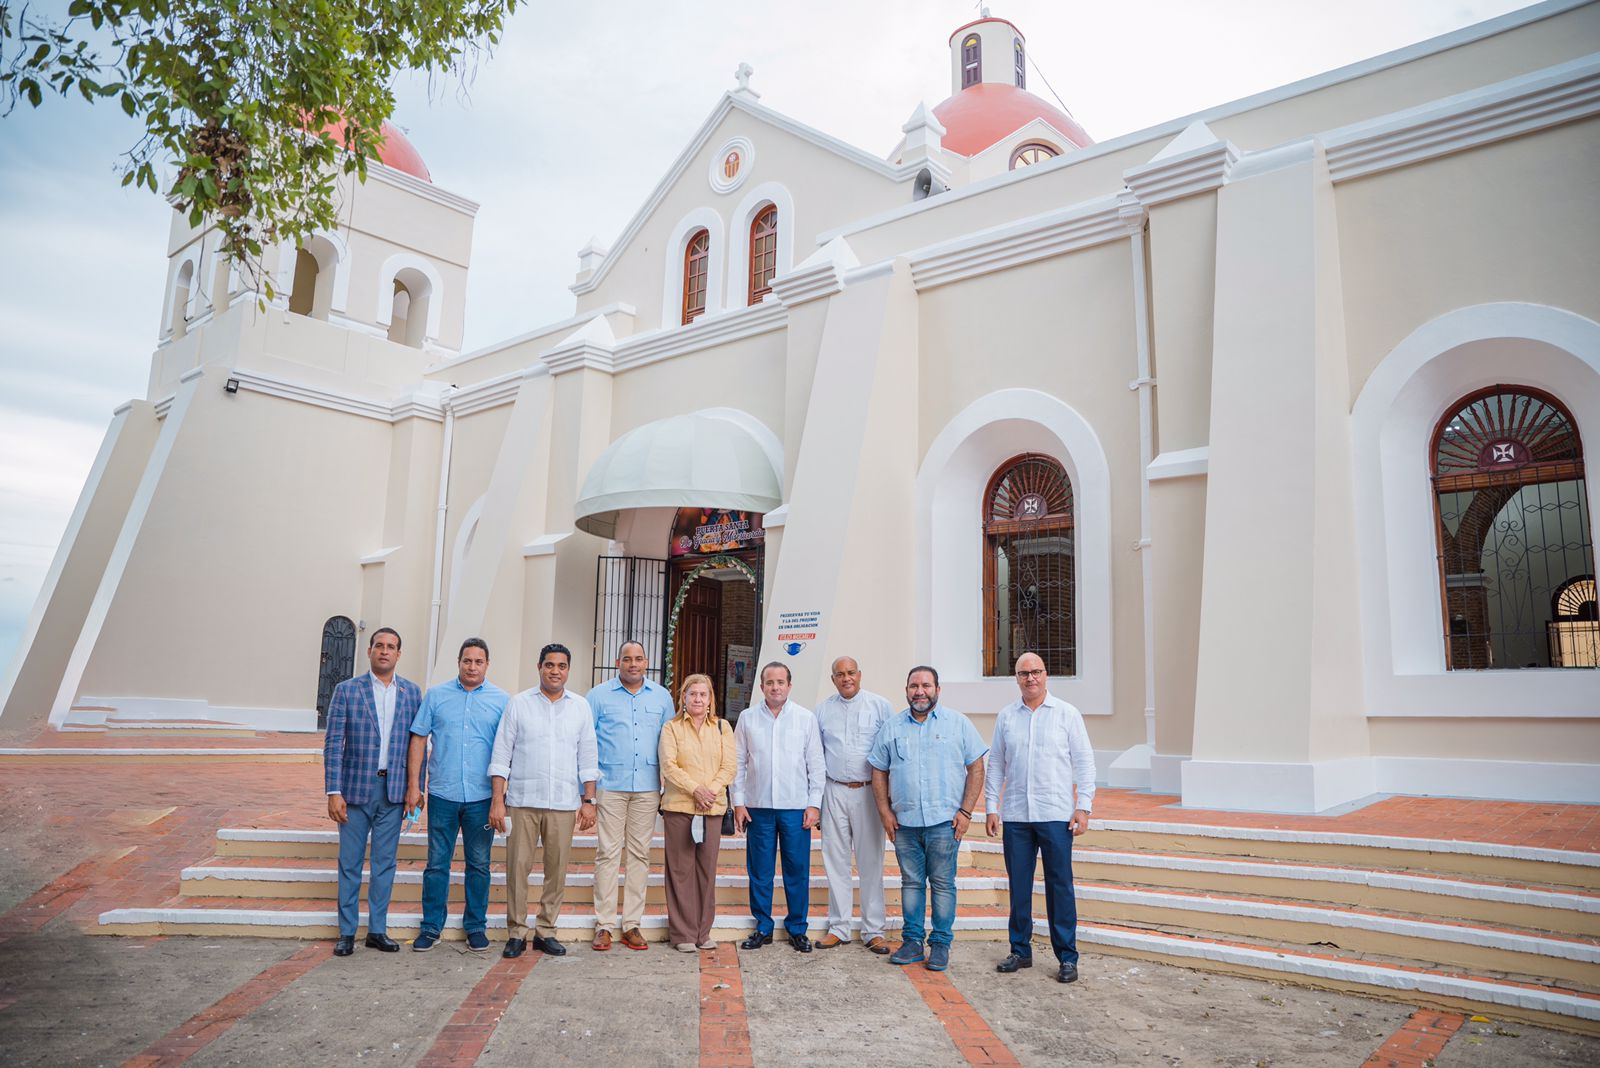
[869,665,987,973]
[587,640,674,950]
[404,637,509,952]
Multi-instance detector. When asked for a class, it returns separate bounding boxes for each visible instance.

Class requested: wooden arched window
[747,206,778,305]
[682,228,710,325]
[1432,385,1595,669]
[962,35,982,88]
[983,454,1075,677]
[1014,38,1025,88]
[1010,142,1059,170]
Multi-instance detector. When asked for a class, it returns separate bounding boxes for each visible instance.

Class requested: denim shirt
[868,705,988,829]
[588,677,673,793]
[410,678,509,803]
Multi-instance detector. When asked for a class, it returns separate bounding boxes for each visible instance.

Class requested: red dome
[932,83,1092,158]
[311,117,431,182]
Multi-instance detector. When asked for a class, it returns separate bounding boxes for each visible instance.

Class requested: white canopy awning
[573,409,784,538]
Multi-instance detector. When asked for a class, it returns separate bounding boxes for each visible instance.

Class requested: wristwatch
[580,798,595,806]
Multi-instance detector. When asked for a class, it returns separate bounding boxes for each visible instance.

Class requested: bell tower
[949,9,1028,94]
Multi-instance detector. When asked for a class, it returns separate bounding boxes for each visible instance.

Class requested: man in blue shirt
[869,665,987,973]
[404,637,509,952]
[587,640,674,951]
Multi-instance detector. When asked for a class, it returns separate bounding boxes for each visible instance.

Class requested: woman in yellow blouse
[658,673,737,951]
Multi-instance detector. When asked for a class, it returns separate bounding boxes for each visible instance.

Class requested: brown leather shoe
[621,927,649,951]
[815,933,846,949]
[591,929,613,952]
[864,936,890,955]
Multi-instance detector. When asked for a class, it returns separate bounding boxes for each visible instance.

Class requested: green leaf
[121,92,136,115]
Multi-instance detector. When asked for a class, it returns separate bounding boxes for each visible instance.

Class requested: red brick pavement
[120,942,332,1067]
[1361,1008,1467,1067]
[699,943,754,1068]
[900,959,1022,1066]
[415,950,540,1068]
[0,848,131,943]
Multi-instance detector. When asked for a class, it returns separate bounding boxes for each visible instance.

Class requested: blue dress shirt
[868,705,988,829]
[588,677,673,792]
[410,678,509,803]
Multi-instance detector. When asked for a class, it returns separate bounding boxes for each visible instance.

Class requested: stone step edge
[173,867,1598,962]
[215,823,1600,867]
[88,907,1600,1023]
[0,748,320,757]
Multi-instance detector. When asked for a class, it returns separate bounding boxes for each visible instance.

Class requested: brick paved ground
[1,753,1598,1065]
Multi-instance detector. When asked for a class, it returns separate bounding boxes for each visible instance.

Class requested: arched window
[387,280,415,345]
[1432,386,1595,669]
[1014,38,1025,88]
[171,259,195,337]
[1010,142,1059,170]
[288,248,319,316]
[962,35,981,88]
[983,453,1075,676]
[747,206,777,305]
[682,228,710,324]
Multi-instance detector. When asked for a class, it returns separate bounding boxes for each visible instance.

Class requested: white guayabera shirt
[985,693,1097,823]
[731,700,825,810]
[815,689,895,783]
[487,688,600,810]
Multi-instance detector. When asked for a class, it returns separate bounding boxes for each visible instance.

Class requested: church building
[3,3,1597,813]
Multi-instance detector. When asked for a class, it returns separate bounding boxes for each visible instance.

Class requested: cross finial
[735,63,754,91]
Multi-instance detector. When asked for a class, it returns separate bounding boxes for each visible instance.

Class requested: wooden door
[673,577,722,706]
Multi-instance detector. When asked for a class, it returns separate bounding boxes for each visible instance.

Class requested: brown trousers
[662,811,722,945]
[506,807,576,940]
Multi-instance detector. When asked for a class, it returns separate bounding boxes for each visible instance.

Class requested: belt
[828,778,868,789]
[377,769,388,777]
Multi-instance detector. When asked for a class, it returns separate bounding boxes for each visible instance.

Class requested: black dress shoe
[788,933,813,953]
[1057,961,1079,984]
[333,936,354,957]
[996,953,1033,973]
[739,931,773,950]
[533,936,567,957]
[364,933,400,952]
[502,937,527,959]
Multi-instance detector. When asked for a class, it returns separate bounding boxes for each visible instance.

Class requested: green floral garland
[662,553,760,695]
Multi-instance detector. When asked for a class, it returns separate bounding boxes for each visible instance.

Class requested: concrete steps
[95,816,1600,1034]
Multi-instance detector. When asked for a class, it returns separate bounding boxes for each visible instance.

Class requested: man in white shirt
[813,656,894,953]
[488,643,599,959]
[984,651,1096,984]
[733,661,825,952]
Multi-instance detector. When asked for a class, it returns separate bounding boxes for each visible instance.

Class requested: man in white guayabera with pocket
[813,655,895,953]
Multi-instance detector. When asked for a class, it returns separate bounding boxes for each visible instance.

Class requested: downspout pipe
[1128,222,1158,750]
[426,387,457,682]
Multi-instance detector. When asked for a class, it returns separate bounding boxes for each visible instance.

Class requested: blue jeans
[421,794,493,936]
[896,822,957,946]
[1003,820,1078,964]
[336,772,403,937]
[745,808,810,937]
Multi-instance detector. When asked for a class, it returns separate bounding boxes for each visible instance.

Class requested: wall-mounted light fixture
[223,377,240,394]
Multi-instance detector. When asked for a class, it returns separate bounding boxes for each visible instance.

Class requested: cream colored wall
[1337,117,1600,403]
[1149,474,1207,762]
[1367,717,1600,763]
[77,386,398,710]
[1146,196,1219,454]
[916,244,1147,748]
[435,404,513,643]
[608,333,787,439]
[575,108,907,326]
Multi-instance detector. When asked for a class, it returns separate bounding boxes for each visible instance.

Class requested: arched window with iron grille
[682,228,710,325]
[962,35,982,88]
[983,453,1075,676]
[1014,38,1025,88]
[1432,385,1596,669]
[748,205,778,305]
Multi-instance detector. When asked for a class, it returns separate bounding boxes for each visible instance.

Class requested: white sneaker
[676,942,698,953]
[698,940,717,950]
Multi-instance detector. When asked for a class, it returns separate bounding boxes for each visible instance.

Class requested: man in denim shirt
[405,637,509,952]
[869,665,987,973]
[587,640,674,951]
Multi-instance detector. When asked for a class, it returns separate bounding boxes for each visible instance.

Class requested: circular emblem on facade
[1477,438,1530,470]
[709,136,754,194]
[1014,492,1048,520]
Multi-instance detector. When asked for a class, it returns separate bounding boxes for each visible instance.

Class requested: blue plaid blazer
[322,673,422,804]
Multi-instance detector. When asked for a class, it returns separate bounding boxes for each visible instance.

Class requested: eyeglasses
[1015,669,1046,679]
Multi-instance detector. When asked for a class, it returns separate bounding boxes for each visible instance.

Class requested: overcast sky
[0,0,1534,673]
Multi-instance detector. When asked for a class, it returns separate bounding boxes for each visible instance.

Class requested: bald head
[1014,651,1048,707]
[830,656,861,699]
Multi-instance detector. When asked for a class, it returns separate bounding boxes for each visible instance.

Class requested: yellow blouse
[659,714,737,815]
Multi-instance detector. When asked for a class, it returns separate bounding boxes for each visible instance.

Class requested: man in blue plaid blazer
[323,626,423,956]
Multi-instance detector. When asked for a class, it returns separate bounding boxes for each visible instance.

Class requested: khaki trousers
[593,789,657,934]
[505,807,576,940]
[821,778,888,942]
[662,811,722,945]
